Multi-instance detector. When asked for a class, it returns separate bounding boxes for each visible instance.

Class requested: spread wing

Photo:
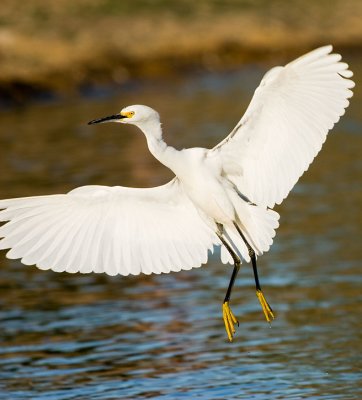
[0,179,217,276]
[211,45,354,208]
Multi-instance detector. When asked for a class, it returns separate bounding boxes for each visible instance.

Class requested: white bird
[0,45,354,341]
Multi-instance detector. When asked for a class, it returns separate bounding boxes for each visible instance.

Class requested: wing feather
[211,45,354,207]
[0,179,216,276]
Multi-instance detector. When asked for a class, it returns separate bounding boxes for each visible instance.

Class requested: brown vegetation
[0,0,361,102]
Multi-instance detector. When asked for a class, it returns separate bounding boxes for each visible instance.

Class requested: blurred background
[0,0,362,104]
[0,1,361,399]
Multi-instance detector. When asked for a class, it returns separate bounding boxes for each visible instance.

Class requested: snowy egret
[0,46,354,341]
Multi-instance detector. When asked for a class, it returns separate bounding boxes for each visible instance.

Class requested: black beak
[87,114,126,125]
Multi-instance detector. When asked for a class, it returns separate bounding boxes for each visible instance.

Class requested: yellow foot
[222,301,239,342]
[256,289,275,323]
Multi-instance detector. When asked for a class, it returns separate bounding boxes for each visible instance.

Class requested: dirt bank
[0,0,361,104]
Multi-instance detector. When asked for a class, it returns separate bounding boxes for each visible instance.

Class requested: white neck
[136,120,174,167]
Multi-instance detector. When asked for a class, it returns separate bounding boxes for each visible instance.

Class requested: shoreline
[0,2,361,105]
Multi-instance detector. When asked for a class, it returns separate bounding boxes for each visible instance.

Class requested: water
[0,54,361,399]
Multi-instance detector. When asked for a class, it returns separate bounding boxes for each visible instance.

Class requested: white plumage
[213,45,354,208]
[0,46,354,340]
[0,180,216,275]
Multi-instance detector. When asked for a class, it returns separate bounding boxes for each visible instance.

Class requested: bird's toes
[222,301,239,342]
[256,289,275,323]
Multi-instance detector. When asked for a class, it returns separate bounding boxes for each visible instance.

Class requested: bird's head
[88,105,160,127]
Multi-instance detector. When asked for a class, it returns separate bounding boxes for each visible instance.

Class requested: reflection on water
[0,54,361,399]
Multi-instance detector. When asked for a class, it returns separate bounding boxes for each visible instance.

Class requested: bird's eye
[120,111,135,118]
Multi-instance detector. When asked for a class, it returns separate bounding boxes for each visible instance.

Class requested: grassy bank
[0,0,361,103]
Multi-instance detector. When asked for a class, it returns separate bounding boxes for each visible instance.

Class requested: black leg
[217,232,241,303]
[232,223,261,290]
[233,222,275,322]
